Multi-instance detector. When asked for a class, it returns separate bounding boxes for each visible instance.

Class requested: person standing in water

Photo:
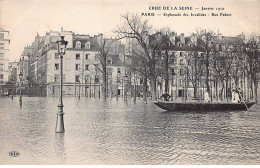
[204,89,210,103]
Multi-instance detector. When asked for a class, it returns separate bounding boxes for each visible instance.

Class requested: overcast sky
[0,0,259,61]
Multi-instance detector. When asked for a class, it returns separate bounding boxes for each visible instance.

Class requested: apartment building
[0,28,10,95]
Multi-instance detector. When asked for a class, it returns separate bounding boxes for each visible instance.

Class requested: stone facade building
[0,28,10,95]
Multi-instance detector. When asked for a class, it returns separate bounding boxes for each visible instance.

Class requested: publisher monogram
[9,151,20,157]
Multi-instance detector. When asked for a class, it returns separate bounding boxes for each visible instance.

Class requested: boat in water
[153,101,255,112]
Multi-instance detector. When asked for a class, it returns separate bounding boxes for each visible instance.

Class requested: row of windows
[54,75,99,83]
[171,68,186,76]
[54,60,116,71]
[55,53,92,60]
[54,63,98,71]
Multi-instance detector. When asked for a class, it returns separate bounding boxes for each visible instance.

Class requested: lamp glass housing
[56,36,68,55]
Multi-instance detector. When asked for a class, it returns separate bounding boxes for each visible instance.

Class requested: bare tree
[159,27,175,93]
[195,29,216,91]
[115,13,162,100]
[97,37,114,99]
[244,35,260,103]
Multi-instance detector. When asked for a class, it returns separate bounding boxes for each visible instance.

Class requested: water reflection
[55,133,66,163]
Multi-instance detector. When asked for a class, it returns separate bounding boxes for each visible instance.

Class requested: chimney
[180,33,185,44]
[61,27,63,32]
[169,32,176,45]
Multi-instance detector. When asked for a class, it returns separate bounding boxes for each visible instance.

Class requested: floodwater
[0,96,259,164]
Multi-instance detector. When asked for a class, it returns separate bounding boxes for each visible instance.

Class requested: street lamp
[18,72,23,106]
[55,36,68,133]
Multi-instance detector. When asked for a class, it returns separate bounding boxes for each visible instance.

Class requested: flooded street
[0,97,259,164]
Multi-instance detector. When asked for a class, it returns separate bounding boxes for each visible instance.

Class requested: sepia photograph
[0,0,259,165]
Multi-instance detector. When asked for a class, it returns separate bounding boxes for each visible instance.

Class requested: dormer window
[85,42,90,50]
[179,59,184,65]
[76,41,81,49]
[107,59,112,65]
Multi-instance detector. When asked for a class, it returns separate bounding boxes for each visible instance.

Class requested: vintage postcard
[0,0,259,165]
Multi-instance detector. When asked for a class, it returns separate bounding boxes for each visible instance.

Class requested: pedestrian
[237,88,243,102]
[160,92,171,101]
[232,89,240,103]
[204,89,210,103]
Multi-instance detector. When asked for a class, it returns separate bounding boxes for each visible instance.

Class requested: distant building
[18,46,31,94]
[0,28,10,96]
[23,28,123,97]
[7,61,19,95]
[126,31,247,100]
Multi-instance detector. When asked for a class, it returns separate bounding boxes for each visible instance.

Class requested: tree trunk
[194,53,198,98]
[143,75,147,101]
[225,77,229,101]
[220,81,224,100]
[254,78,258,103]
[150,77,157,101]
[215,80,218,100]
[164,52,169,93]
[102,67,107,99]
[205,55,210,91]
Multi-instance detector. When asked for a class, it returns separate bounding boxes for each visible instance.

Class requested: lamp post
[18,72,23,106]
[78,80,80,100]
[171,72,175,101]
[55,36,68,133]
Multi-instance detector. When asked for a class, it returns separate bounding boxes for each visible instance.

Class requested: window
[0,53,3,60]
[179,79,184,86]
[54,63,59,70]
[76,41,81,49]
[54,75,59,82]
[180,52,184,56]
[171,68,175,75]
[107,68,112,75]
[0,74,3,80]
[95,75,99,83]
[117,68,121,73]
[200,53,204,57]
[0,33,4,39]
[140,78,143,85]
[172,77,176,86]
[107,60,112,65]
[76,54,80,60]
[85,54,89,60]
[75,64,80,70]
[179,68,185,75]
[75,75,80,82]
[85,75,89,82]
[0,43,4,49]
[55,53,59,59]
[85,42,90,49]
[0,64,3,71]
[85,64,89,71]
[179,59,184,65]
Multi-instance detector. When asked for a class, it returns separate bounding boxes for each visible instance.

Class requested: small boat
[153,101,255,112]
